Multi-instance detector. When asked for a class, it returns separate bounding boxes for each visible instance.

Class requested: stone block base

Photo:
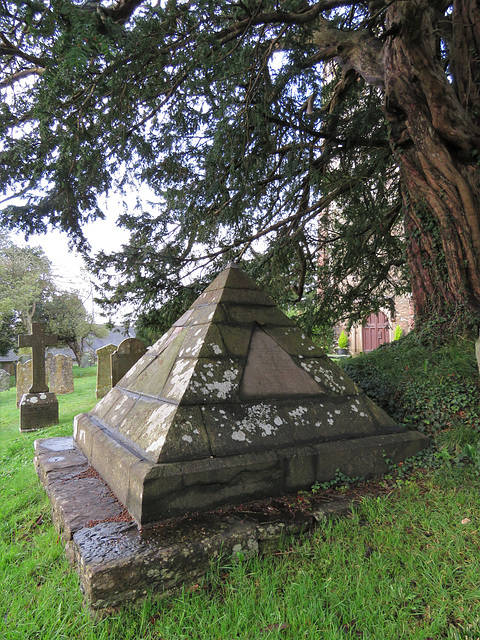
[20,392,59,431]
[35,437,358,609]
[74,412,429,526]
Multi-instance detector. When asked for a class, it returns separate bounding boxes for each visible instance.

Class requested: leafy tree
[1,0,480,334]
[0,233,54,335]
[36,290,109,365]
[0,311,18,357]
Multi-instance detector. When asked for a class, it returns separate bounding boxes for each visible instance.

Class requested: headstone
[111,338,147,387]
[16,359,32,407]
[75,264,429,527]
[0,368,10,392]
[18,323,59,431]
[95,344,118,399]
[476,330,480,377]
[47,353,74,395]
[80,351,95,368]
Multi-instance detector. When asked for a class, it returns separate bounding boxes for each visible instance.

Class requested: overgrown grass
[2,355,480,639]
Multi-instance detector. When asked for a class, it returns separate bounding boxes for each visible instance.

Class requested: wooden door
[362,312,390,352]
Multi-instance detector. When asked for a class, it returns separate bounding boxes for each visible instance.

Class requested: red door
[363,312,390,352]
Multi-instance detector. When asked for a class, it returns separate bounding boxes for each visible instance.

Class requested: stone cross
[18,323,58,393]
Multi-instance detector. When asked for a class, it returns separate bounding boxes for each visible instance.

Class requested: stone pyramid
[74,264,428,525]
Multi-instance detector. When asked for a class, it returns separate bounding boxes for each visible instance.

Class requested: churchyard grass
[2,364,480,638]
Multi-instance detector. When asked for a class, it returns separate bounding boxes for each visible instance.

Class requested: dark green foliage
[341,331,480,453]
[0,0,407,333]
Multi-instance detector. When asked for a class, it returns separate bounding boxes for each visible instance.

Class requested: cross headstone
[18,323,58,393]
[17,323,59,431]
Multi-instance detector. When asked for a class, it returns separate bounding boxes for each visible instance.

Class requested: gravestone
[0,368,10,392]
[18,323,59,431]
[47,353,74,395]
[16,359,32,407]
[80,351,95,368]
[75,263,429,526]
[110,338,147,387]
[476,330,480,376]
[95,344,118,399]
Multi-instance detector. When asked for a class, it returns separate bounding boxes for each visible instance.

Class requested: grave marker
[18,323,59,431]
[47,353,74,395]
[0,368,10,392]
[95,344,118,399]
[16,359,32,407]
[111,338,147,387]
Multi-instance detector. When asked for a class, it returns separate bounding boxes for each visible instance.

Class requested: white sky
[12,208,131,322]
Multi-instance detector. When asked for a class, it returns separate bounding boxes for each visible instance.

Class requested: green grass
[2,361,480,638]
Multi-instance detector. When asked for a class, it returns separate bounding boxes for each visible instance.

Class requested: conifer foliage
[1,0,479,332]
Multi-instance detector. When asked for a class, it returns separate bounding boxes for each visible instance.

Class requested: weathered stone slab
[47,353,74,395]
[476,330,480,377]
[16,358,32,407]
[239,327,325,398]
[111,338,147,387]
[34,435,402,609]
[123,334,185,396]
[296,356,360,395]
[0,368,10,392]
[34,437,129,542]
[80,351,95,368]
[95,344,118,399]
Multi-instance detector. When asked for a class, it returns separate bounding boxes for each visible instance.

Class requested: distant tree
[38,291,109,365]
[0,234,54,334]
[1,0,480,334]
[0,312,18,357]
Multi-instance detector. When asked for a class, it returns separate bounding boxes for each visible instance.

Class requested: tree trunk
[66,340,82,366]
[383,0,480,323]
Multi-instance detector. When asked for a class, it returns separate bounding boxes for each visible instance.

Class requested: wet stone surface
[35,436,358,609]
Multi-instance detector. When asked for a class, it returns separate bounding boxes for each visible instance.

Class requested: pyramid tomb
[74,264,428,526]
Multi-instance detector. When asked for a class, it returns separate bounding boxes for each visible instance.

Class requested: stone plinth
[20,392,59,432]
[34,436,353,609]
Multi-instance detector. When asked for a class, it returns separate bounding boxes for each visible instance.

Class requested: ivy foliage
[1,0,409,333]
[341,331,480,452]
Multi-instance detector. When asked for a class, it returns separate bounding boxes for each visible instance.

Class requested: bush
[340,332,480,454]
[337,330,349,349]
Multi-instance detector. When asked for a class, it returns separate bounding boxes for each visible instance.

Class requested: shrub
[340,332,480,455]
[337,330,349,349]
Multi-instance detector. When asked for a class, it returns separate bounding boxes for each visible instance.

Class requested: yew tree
[1,0,479,332]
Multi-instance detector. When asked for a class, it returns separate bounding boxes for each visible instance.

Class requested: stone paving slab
[34,436,357,609]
